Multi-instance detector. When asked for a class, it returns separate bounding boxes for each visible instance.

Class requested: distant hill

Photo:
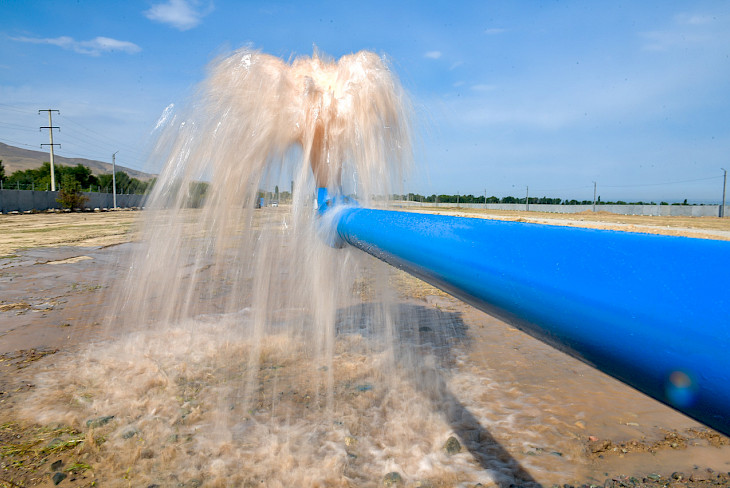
[0,142,155,181]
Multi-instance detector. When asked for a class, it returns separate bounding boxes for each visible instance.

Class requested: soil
[1,209,729,488]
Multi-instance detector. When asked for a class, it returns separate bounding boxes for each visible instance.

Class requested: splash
[19,49,573,486]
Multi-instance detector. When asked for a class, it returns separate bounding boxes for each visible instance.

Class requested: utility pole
[112,151,119,209]
[526,186,529,212]
[484,188,487,209]
[722,168,727,218]
[593,181,597,212]
[39,109,60,191]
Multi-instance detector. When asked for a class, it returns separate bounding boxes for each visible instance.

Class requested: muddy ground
[1,209,729,487]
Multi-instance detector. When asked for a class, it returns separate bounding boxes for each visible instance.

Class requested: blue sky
[2,0,729,202]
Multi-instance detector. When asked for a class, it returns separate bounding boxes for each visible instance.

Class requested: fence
[0,189,145,213]
[392,201,725,217]
[2,190,723,217]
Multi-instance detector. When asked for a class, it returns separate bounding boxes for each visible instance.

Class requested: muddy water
[0,243,131,354]
[2,226,729,487]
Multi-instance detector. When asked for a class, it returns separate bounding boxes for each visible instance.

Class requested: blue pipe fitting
[316,187,355,248]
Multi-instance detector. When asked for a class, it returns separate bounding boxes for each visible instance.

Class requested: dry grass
[0,211,141,256]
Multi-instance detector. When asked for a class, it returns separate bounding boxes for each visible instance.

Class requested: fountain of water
[20,49,584,487]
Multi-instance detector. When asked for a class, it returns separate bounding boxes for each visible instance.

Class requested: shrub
[56,174,89,210]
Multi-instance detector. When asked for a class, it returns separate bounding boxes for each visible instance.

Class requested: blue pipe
[317,190,730,436]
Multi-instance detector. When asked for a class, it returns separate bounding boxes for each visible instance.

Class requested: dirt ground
[1,209,729,487]
[2,207,728,258]
[401,206,730,241]
[0,211,141,257]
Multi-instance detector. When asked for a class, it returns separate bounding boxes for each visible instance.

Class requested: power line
[0,121,39,132]
[48,148,147,172]
[0,137,38,149]
[529,175,722,194]
[60,114,146,160]
[0,103,35,115]
[531,184,593,193]
[0,103,148,167]
[602,175,722,188]
[58,130,145,163]
[0,137,149,176]
[0,122,147,171]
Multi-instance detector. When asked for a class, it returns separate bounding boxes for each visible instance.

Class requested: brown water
[13,49,730,487]
[22,49,500,486]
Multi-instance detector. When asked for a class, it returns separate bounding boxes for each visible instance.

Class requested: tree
[97,171,150,194]
[57,174,88,210]
[4,162,98,191]
[0,160,5,183]
[97,173,112,192]
[65,164,98,189]
[187,181,209,208]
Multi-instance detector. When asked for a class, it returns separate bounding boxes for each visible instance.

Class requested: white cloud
[484,28,506,35]
[144,0,212,31]
[424,51,442,59]
[11,36,141,56]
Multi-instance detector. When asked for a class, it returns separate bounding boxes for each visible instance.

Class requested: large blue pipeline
[316,189,730,436]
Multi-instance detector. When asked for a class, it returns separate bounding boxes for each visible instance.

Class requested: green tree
[97,173,113,192]
[97,171,149,194]
[5,162,98,191]
[57,174,88,210]
[63,164,98,190]
[188,181,209,208]
[7,163,49,189]
[0,160,5,183]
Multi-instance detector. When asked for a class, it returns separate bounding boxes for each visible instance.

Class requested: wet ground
[0,244,130,355]
[1,212,729,487]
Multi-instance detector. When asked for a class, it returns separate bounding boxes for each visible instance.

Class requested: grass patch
[64,461,93,474]
[0,423,84,459]
[0,422,90,485]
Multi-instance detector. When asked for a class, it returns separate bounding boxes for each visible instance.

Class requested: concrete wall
[0,189,145,213]
[392,201,725,217]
